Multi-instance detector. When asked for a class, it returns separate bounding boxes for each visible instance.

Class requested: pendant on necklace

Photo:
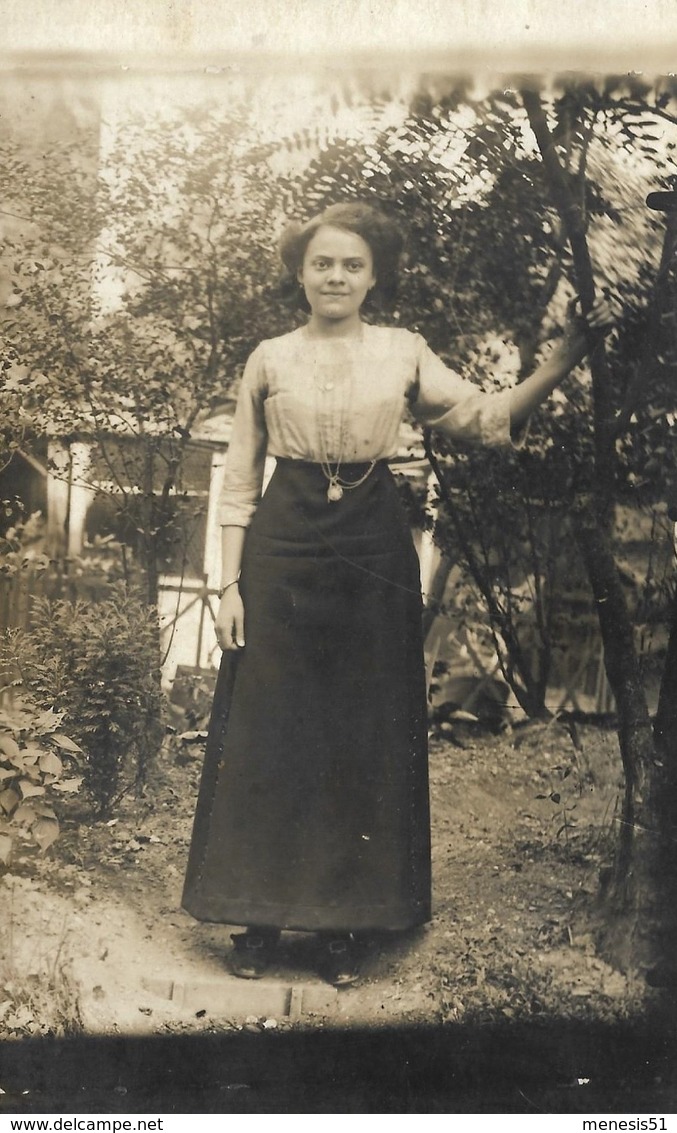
[327,482,343,502]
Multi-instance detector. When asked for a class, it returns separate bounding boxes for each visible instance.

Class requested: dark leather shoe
[319,935,361,987]
[229,930,278,979]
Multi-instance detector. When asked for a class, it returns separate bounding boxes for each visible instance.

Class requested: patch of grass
[0,892,82,1039]
[434,946,649,1027]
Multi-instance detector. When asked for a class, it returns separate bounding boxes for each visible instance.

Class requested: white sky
[0,0,675,69]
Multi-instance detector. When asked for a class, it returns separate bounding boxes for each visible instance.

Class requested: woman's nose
[327,262,346,283]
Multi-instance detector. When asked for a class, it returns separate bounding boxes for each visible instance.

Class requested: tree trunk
[573,502,663,971]
[655,586,677,759]
[521,85,671,971]
[647,574,677,981]
[622,199,677,979]
[646,209,677,767]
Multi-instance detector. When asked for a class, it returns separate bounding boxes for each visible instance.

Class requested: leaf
[30,803,57,820]
[52,777,83,793]
[15,751,40,768]
[0,768,18,782]
[11,804,37,826]
[0,734,21,761]
[7,1005,34,1029]
[32,817,59,852]
[19,781,46,799]
[33,709,62,731]
[50,733,83,754]
[0,834,12,865]
[0,788,21,815]
[38,751,63,777]
[22,741,47,759]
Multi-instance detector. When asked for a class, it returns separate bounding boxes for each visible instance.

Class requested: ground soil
[1,716,658,1045]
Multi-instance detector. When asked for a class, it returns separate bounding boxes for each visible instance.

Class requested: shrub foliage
[2,588,165,817]
[0,697,83,863]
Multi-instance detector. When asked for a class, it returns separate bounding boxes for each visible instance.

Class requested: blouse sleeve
[409,334,527,448]
[216,344,269,528]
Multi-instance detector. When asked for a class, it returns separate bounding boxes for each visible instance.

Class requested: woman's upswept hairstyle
[279,201,404,306]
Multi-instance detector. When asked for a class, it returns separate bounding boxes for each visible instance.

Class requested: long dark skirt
[181,459,431,933]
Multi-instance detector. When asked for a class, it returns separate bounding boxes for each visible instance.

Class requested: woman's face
[297,225,376,324]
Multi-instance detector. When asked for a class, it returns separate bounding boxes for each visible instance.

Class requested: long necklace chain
[313,341,376,503]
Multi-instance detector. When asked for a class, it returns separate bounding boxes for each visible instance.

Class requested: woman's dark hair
[279,202,404,306]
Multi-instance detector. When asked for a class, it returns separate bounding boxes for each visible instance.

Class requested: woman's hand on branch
[561,294,617,362]
[215,588,245,651]
[509,293,618,429]
[585,294,617,331]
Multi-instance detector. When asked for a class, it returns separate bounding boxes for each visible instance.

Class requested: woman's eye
[347,262,363,271]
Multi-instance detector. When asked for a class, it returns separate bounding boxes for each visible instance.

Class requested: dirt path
[1,721,645,1038]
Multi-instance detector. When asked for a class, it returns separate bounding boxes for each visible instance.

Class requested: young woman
[182,202,612,986]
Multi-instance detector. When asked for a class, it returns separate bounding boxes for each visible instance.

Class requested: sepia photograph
[1,0,677,1116]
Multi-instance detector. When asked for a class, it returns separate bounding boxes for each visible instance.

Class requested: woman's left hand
[510,291,619,427]
[568,292,617,330]
[562,293,617,360]
[585,294,617,330]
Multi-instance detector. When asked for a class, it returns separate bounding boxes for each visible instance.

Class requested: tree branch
[521,87,616,516]
[424,432,543,713]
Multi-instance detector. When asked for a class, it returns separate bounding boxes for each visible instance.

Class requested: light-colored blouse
[217,324,519,528]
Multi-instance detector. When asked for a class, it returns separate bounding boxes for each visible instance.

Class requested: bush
[2,587,165,817]
[0,696,83,864]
